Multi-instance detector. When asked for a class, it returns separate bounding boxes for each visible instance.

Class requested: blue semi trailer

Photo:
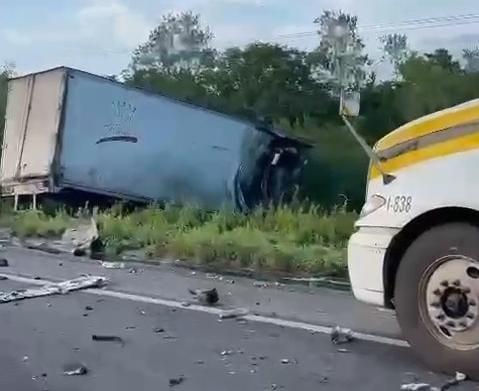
[0,67,309,210]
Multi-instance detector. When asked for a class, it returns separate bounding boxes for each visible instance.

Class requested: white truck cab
[348,98,479,379]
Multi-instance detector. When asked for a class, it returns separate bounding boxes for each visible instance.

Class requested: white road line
[0,272,409,348]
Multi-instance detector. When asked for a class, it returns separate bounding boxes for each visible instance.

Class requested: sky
[0,0,478,78]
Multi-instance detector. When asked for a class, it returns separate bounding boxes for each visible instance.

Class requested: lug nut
[446,321,456,328]
[469,300,477,307]
[467,313,475,319]
[433,289,442,296]
[431,302,441,308]
[463,287,471,294]
[441,280,449,287]
[459,321,467,328]
[452,279,461,286]
[436,314,446,321]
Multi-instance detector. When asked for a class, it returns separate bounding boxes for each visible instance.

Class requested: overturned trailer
[0,67,310,211]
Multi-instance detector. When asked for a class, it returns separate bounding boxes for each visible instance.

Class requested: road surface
[0,246,476,390]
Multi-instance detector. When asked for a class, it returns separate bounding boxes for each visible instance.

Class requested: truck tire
[395,222,479,380]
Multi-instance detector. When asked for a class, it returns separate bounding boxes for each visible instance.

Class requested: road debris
[330,326,354,345]
[92,335,124,346]
[188,287,219,305]
[337,348,350,353]
[63,363,88,376]
[221,350,234,356]
[400,384,434,391]
[85,305,93,311]
[401,372,468,391]
[22,355,29,362]
[0,276,8,281]
[153,327,165,333]
[125,326,136,330]
[195,360,204,365]
[101,261,126,269]
[181,301,192,307]
[0,258,9,267]
[62,218,102,258]
[219,308,249,319]
[253,281,269,288]
[281,359,290,364]
[0,276,106,303]
[440,372,468,391]
[226,279,235,284]
[169,376,185,387]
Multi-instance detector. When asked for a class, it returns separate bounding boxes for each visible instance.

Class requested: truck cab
[348,98,479,378]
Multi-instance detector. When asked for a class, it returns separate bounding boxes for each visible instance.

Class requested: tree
[309,10,369,94]
[380,33,409,73]
[207,43,330,127]
[463,48,479,73]
[129,11,214,74]
[424,48,461,73]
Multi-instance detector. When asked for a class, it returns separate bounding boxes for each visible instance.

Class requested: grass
[0,202,357,278]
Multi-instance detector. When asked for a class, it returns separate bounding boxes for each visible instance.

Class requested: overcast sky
[0,0,478,77]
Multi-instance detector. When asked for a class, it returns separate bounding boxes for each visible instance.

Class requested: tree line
[1,10,479,209]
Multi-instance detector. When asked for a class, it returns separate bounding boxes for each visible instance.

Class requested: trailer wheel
[395,222,479,380]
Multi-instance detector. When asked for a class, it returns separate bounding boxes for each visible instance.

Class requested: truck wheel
[395,222,479,379]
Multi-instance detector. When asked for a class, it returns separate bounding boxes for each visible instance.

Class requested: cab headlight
[360,194,386,218]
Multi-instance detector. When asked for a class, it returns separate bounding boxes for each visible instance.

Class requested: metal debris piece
[188,288,219,305]
[58,262,63,266]
[440,372,468,391]
[85,306,93,311]
[91,335,124,346]
[34,276,42,280]
[219,308,249,319]
[281,359,290,364]
[22,356,29,362]
[63,363,88,376]
[0,276,8,281]
[331,326,354,345]
[226,279,235,284]
[169,376,185,387]
[153,327,165,333]
[0,258,8,267]
[221,350,234,356]
[138,309,146,316]
[337,348,350,353]
[181,301,191,307]
[0,276,106,303]
[253,281,269,288]
[101,261,126,269]
[400,384,432,391]
[125,326,136,330]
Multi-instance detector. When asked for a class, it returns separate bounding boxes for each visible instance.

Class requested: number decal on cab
[386,195,412,213]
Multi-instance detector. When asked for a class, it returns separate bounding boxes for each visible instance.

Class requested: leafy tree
[424,48,461,73]
[463,48,479,73]
[129,11,214,74]
[380,33,409,73]
[309,10,369,93]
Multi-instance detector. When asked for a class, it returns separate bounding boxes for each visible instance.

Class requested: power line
[277,13,479,39]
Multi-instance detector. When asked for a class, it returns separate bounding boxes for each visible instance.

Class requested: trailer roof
[10,66,312,149]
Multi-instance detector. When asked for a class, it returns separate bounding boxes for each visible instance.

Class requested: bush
[1,202,356,277]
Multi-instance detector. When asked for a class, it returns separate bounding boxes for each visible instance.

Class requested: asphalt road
[0,277,476,391]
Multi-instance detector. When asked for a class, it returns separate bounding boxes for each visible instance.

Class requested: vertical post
[13,194,19,211]
[32,193,37,210]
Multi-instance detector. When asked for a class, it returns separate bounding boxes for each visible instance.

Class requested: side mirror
[339,91,360,117]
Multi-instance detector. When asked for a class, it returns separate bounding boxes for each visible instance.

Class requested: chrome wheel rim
[419,255,479,350]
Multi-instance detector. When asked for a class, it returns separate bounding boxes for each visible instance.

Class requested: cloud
[2,29,33,46]
[77,0,152,48]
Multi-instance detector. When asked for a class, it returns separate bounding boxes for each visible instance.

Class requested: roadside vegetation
[0,203,355,278]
